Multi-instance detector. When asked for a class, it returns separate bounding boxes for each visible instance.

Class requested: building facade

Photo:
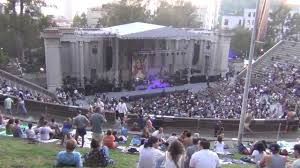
[87,6,105,28]
[221,16,244,29]
[42,22,231,92]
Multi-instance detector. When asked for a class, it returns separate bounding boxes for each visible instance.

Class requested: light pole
[237,0,260,145]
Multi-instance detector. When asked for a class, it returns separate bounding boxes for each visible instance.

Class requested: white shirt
[166,136,178,144]
[152,130,164,139]
[95,99,105,111]
[293,159,300,168]
[38,126,52,140]
[190,149,220,168]
[116,102,128,114]
[251,150,266,163]
[165,151,184,168]
[214,141,225,154]
[138,146,164,168]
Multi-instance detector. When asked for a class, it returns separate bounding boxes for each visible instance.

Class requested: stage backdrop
[132,55,148,80]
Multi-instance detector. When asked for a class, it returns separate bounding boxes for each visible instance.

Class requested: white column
[44,38,63,92]
[79,41,84,87]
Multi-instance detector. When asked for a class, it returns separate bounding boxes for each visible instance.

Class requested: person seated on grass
[166,133,178,146]
[259,143,288,168]
[37,115,45,128]
[165,140,185,168]
[56,139,82,167]
[48,118,60,138]
[12,119,24,138]
[103,130,117,149]
[214,136,225,154]
[5,118,14,135]
[292,144,300,168]
[84,139,112,167]
[38,121,54,141]
[183,132,193,148]
[112,130,126,143]
[142,126,150,139]
[138,136,164,168]
[25,122,36,140]
[152,127,165,143]
[0,111,3,125]
[251,141,266,165]
[185,138,200,168]
[61,117,73,145]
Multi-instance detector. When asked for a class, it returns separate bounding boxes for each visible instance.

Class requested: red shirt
[103,135,116,149]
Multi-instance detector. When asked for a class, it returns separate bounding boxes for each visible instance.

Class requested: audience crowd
[129,61,300,119]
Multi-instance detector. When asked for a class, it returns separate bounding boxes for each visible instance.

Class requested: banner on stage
[132,56,147,80]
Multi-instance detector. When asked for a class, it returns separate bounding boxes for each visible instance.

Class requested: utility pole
[237,0,260,145]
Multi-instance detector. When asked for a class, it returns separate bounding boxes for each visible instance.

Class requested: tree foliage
[72,13,88,27]
[97,0,150,27]
[0,1,56,71]
[152,0,201,28]
[230,27,251,58]
[97,0,200,28]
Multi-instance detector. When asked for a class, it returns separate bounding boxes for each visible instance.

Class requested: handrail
[237,40,284,77]
[0,69,61,103]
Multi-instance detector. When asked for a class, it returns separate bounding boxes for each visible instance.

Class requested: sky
[42,0,214,19]
[1,0,299,19]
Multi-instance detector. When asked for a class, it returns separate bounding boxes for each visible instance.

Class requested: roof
[102,22,200,39]
[120,26,200,39]
[103,22,165,36]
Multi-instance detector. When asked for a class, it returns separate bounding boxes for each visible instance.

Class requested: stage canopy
[75,22,201,40]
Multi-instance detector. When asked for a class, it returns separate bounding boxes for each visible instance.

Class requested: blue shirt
[56,151,82,168]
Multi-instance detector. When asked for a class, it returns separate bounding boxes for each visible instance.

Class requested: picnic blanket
[277,141,299,153]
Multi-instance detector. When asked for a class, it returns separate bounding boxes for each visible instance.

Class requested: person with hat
[259,143,287,168]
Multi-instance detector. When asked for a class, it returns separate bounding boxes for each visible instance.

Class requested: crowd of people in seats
[128,61,300,120]
[0,79,57,103]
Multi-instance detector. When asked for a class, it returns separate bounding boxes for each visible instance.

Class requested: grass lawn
[0,136,254,168]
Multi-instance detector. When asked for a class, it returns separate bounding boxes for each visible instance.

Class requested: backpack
[84,148,109,167]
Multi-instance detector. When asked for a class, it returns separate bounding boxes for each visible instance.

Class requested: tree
[97,0,150,27]
[0,1,55,72]
[230,27,251,59]
[6,0,47,61]
[152,0,201,28]
[72,13,88,27]
[264,4,291,50]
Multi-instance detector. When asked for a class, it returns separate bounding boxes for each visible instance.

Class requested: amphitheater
[1,40,300,135]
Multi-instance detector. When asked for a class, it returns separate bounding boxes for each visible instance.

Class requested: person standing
[244,112,254,134]
[90,107,107,146]
[4,96,14,115]
[189,139,220,168]
[17,94,27,115]
[116,99,128,122]
[73,111,90,148]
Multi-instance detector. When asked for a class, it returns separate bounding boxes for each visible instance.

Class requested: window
[253,12,256,17]
[224,19,229,25]
[248,12,251,17]
[238,20,242,25]
[247,20,250,25]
